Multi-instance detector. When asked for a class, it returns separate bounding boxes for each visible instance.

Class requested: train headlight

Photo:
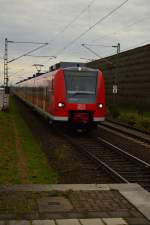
[58,102,65,108]
[98,103,103,109]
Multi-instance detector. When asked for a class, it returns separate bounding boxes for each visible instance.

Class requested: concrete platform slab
[102,218,128,225]
[79,218,104,225]
[0,184,110,192]
[120,190,150,220]
[0,222,5,225]
[0,184,149,225]
[32,220,55,225]
[37,197,73,212]
[8,221,30,225]
[56,219,80,225]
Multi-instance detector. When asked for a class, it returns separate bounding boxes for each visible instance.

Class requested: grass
[108,105,150,132]
[0,108,20,184]
[0,96,57,184]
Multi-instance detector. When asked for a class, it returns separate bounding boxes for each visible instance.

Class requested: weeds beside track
[0,96,57,184]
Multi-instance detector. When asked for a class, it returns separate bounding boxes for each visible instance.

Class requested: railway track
[13,96,118,184]
[14,97,150,190]
[107,119,150,135]
[62,131,150,192]
[99,120,150,145]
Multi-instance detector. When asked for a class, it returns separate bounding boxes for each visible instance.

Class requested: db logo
[77,104,86,110]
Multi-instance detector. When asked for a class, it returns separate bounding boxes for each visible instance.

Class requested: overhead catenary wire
[122,39,150,52]
[45,0,96,48]
[110,15,150,40]
[55,0,129,56]
[93,13,150,43]
[57,0,96,35]
[42,0,97,64]
[82,44,103,58]
[124,15,150,29]
[82,43,114,47]
[7,41,48,45]
[26,54,56,58]
[3,39,49,90]
[81,44,114,65]
[8,43,48,63]
[6,41,56,63]
[88,1,92,28]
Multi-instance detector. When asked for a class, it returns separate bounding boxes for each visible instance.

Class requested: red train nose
[72,112,89,124]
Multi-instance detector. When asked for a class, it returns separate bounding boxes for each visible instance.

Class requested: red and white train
[14,62,106,130]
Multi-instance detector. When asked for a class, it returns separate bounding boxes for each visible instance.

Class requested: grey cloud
[0,0,150,84]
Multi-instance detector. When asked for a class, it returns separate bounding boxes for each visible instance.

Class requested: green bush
[107,105,150,131]
[127,115,136,125]
[119,114,136,125]
[109,107,120,119]
[140,118,150,131]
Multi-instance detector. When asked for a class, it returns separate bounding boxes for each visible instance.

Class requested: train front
[63,66,106,129]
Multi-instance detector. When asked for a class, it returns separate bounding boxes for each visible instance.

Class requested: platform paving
[0,184,149,225]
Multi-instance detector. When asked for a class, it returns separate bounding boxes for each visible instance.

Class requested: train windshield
[64,70,98,103]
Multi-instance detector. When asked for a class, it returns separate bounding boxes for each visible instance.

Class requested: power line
[93,13,150,43]
[122,39,150,52]
[125,15,150,29]
[81,44,114,65]
[82,43,114,47]
[26,54,56,58]
[82,43,120,55]
[7,41,48,45]
[45,0,96,49]
[57,0,96,35]
[56,0,129,56]
[82,44,102,58]
[8,43,48,63]
[3,39,48,95]
[111,15,150,39]
[42,0,96,64]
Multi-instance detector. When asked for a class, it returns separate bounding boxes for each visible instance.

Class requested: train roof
[49,62,85,72]
[16,62,98,84]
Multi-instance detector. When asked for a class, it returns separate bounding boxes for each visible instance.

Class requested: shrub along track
[0,97,57,184]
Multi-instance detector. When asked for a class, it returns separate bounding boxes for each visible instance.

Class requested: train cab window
[64,70,98,104]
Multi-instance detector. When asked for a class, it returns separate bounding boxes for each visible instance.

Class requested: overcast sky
[0,0,150,84]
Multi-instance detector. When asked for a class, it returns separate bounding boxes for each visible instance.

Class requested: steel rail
[63,134,129,183]
[98,137,150,168]
[79,146,129,183]
[107,119,150,135]
[99,121,150,145]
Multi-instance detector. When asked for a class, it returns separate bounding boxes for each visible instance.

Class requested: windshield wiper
[68,91,94,95]
[71,92,94,97]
